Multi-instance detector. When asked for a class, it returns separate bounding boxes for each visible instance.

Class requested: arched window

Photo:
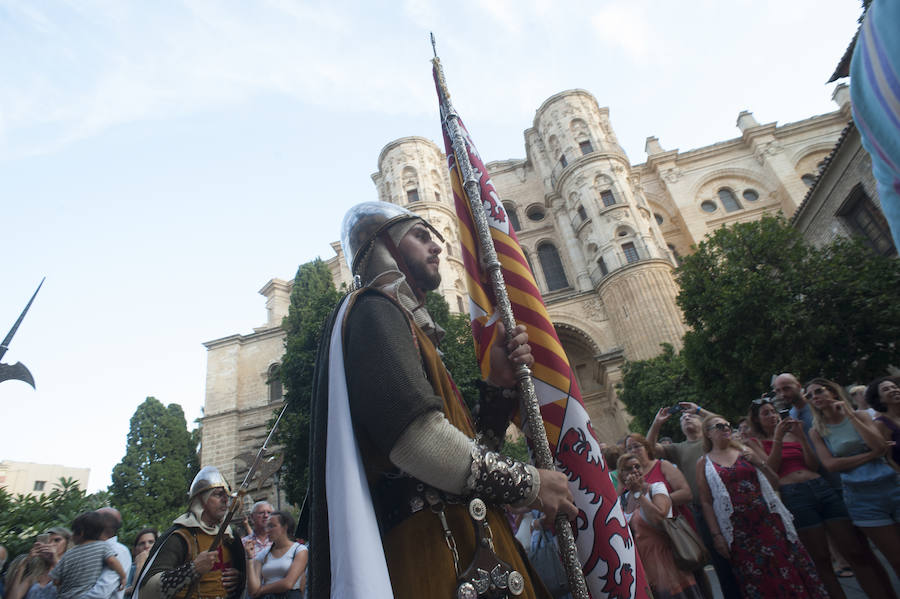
[267,364,283,403]
[600,190,616,207]
[622,242,639,264]
[717,188,741,212]
[407,189,420,203]
[538,243,569,291]
[597,257,609,276]
[523,250,535,275]
[577,205,588,222]
[457,296,465,313]
[504,202,521,231]
[667,244,683,266]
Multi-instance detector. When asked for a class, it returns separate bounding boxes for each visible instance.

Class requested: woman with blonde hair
[696,414,826,598]
[745,397,895,599]
[806,377,900,578]
[618,453,703,599]
[5,527,72,599]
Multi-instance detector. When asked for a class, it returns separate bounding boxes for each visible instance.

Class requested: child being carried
[50,511,126,599]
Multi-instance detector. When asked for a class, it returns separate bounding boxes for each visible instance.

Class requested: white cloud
[589,2,658,63]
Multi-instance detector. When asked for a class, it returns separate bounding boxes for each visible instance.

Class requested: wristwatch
[632,490,642,499]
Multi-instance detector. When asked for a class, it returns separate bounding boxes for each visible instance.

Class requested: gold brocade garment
[379,320,551,599]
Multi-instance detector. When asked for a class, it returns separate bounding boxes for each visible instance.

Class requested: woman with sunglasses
[697,414,827,598]
[245,511,308,599]
[806,377,900,580]
[745,398,894,599]
[623,433,696,531]
[618,453,703,599]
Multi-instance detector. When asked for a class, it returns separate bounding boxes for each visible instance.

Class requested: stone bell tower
[526,90,686,360]
[370,136,470,314]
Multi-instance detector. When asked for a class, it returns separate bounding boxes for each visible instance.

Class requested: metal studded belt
[371,473,466,533]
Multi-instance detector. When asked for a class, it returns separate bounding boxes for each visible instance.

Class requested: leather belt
[372,474,465,533]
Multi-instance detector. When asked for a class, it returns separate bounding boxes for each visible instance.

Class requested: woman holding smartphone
[6,528,72,599]
[807,377,900,580]
[745,397,894,599]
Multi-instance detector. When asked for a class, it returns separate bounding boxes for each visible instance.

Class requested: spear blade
[1,278,44,363]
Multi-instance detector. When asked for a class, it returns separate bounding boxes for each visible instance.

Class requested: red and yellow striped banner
[434,66,647,599]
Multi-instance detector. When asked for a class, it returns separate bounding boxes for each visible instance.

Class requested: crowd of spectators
[598,373,900,599]
[0,500,310,599]
[2,374,896,599]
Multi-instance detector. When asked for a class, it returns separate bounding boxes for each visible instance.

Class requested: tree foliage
[617,344,701,438]
[0,479,107,559]
[109,397,199,528]
[275,259,342,506]
[671,215,900,420]
[425,291,481,409]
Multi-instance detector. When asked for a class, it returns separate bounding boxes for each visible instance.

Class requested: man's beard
[408,259,441,291]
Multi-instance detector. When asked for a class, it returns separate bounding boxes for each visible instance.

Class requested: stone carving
[663,167,683,183]
[581,298,604,322]
[753,141,784,165]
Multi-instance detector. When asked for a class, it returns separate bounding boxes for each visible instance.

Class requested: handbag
[526,530,569,598]
[660,514,709,571]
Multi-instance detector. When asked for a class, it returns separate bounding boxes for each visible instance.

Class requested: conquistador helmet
[341,202,444,276]
[188,465,231,502]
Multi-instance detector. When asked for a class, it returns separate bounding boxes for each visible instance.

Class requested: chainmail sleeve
[345,294,444,456]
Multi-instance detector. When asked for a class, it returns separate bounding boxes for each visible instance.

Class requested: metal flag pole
[209,400,290,552]
[430,36,590,599]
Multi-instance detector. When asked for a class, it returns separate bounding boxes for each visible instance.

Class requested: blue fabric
[842,474,900,527]
[779,476,850,529]
[851,0,900,249]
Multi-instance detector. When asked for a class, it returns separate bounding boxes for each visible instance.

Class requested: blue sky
[1,1,861,492]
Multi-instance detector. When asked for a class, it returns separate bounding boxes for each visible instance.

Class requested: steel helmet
[341,202,443,274]
[188,466,231,501]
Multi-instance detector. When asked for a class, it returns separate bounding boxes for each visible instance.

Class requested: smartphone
[667,405,683,415]
[778,408,790,420]
[37,533,50,544]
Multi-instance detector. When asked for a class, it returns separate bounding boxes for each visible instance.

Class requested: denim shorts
[842,474,900,527]
[780,476,850,529]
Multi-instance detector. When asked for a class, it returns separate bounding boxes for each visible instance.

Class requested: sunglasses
[707,423,730,432]
[751,398,773,406]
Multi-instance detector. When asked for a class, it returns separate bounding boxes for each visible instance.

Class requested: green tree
[275,259,342,506]
[0,479,106,558]
[425,291,481,409]
[616,343,702,437]
[109,397,199,526]
[676,215,900,419]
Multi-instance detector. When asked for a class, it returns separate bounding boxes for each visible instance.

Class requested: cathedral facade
[200,87,851,502]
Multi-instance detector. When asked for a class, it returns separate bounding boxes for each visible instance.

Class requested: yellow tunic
[171,529,232,599]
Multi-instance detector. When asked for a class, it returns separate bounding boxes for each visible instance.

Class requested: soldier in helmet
[303,202,577,598]
[133,466,245,599]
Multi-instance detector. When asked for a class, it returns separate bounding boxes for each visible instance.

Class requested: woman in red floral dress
[696,415,827,599]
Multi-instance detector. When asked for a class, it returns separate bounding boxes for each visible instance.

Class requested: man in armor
[134,466,245,599]
[304,202,577,598]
